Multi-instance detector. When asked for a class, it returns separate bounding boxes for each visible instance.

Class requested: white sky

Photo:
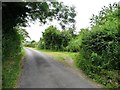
[24,0,119,42]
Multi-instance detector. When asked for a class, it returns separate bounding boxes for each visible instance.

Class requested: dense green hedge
[3,28,22,61]
[75,3,120,88]
[76,30,120,88]
[80,30,120,69]
[2,28,23,88]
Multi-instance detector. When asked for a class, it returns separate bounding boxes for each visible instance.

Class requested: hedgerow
[75,2,120,88]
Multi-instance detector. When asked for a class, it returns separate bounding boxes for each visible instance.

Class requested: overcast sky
[24,0,119,42]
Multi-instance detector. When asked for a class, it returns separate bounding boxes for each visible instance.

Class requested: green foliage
[2,50,24,88]
[38,26,73,51]
[2,2,76,29]
[60,30,73,50]
[42,26,61,50]
[2,28,23,62]
[75,2,120,88]
[2,28,24,88]
[66,37,80,52]
[66,28,89,52]
[24,40,38,48]
[2,2,29,29]
[17,27,31,44]
[27,1,77,29]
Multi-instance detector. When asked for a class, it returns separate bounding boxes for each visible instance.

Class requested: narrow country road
[18,48,100,88]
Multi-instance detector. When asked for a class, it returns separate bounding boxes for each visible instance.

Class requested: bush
[80,27,120,70]
[75,2,120,88]
[75,29,120,87]
[66,28,89,52]
[2,28,23,88]
[38,26,73,51]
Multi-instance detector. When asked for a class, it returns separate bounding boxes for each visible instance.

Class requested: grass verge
[2,48,25,88]
[37,49,78,66]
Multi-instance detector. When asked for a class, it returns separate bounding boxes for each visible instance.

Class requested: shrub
[75,2,120,88]
[2,28,23,88]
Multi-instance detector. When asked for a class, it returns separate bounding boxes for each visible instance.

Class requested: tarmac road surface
[19,48,101,88]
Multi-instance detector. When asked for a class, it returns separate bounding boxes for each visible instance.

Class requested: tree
[2,2,76,87]
[41,26,61,50]
[2,2,76,31]
[38,25,74,51]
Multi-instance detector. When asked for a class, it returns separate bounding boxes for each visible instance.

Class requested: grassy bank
[37,49,78,66]
[2,48,25,88]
